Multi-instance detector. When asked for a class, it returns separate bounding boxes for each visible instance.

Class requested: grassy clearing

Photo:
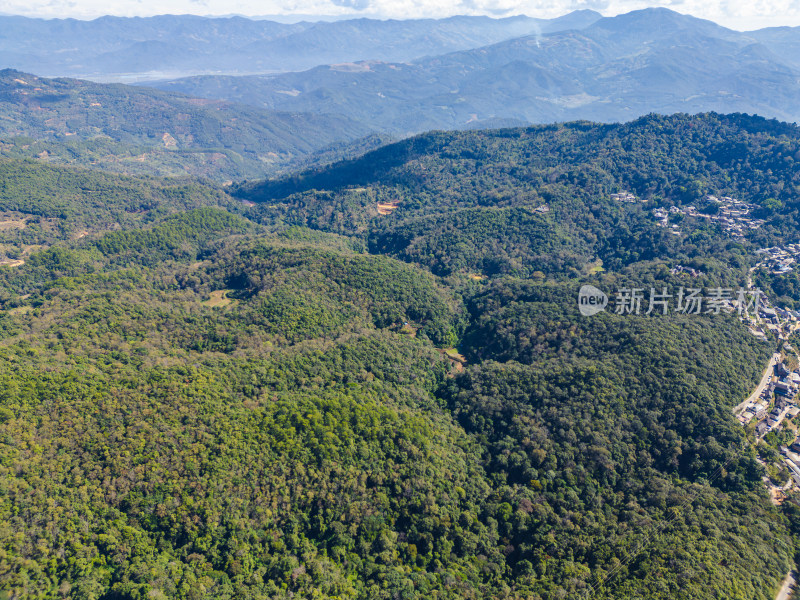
[202,289,235,308]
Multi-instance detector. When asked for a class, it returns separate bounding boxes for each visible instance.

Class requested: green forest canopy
[1,113,800,599]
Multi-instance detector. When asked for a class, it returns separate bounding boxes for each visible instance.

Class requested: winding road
[733,352,780,415]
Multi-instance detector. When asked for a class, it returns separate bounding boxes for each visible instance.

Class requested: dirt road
[776,570,796,600]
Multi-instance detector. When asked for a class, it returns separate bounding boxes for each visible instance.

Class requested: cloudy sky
[2,0,799,30]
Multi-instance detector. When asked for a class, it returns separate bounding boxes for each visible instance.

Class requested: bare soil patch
[377,201,400,215]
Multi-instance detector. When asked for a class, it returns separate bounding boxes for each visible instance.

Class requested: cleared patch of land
[439,347,467,373]
[202,289,235,308]
[442,347,466,363]
[0,218,27,230]
[377,201,400,215]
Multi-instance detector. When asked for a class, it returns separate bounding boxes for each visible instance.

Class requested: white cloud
[2,0,800,29]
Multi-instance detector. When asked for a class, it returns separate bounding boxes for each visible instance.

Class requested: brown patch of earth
[0,259,24,268]
[377,201,400,215]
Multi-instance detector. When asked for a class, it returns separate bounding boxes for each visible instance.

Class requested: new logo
[578,285,608,316]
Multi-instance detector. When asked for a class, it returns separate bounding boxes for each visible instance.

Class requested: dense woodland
[2,113,800,599]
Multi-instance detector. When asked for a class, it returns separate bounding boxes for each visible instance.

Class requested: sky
[1,0,799,30]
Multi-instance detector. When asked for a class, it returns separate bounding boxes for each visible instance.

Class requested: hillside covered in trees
[1,113,800,600]
[0,70,374,181]
[236,112,800,269]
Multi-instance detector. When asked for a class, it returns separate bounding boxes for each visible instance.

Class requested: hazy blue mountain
[0,12,601,81]
[0,15,302,79]
[0,69,373,181]
[147,8,800,134]
[234,13,603,73]
[748,26,800,69]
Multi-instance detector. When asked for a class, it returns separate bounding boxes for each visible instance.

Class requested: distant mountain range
[4,8,800,177]
[0,69,375,181]
[0,11,601,81]
[146,8,800,134]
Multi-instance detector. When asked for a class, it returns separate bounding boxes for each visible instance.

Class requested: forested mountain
[150,8,800,133]
[0,156,234,265]
[0,12,601,80]
[0,70,374,181]
[1,111,800,599]
[233,112,800,280]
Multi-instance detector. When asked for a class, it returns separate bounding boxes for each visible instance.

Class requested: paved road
[776,570,796,600]
[733,353,780,415]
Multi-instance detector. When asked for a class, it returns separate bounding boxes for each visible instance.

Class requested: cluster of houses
[742,361,800,437]
[735,244,800,340]
[783,441,800,488]
[610,191,641,203]
[652,195,765,239]
[752,303,800,339]
[767,354,800,487]
[755,245,800,274]
[732,303,800,499]
[737,249,800,340]
[734,292,800,341]
[702,195,766,238]
[652,207,683,235]
[734,333,800,491]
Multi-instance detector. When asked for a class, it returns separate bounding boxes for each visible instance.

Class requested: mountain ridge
[146,8,800,133]
[0,11,602,81]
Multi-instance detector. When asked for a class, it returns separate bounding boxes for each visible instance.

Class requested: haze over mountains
[147,8,800,134]
[2,8,800,179]
[0,11,601,81]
